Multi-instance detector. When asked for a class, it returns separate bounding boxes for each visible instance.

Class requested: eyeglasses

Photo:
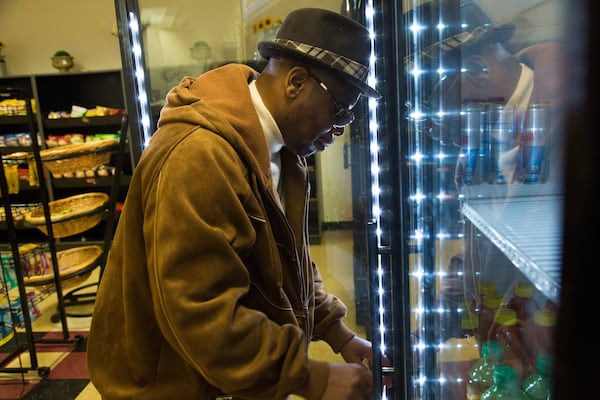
[307,71,355,128]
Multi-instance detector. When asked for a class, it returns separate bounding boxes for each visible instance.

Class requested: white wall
[0,0,121,76]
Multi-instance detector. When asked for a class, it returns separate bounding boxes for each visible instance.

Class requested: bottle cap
[513,281,535,298]
[536,354,554,376]
[461,312,479,330]
[481,340,505,360]
[495,308,518,326]
[493,364,518,386]
[534,309,557,327]
[483,293,503,309]
[478,281,498,296]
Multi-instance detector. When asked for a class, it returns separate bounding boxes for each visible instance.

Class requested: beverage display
[481,365,529,399]
[519,103,550,183]
[469,281,498,315]
[459,103,485,185]
[522,354,554,400]
[461,311,480,343]
[491,308,532,381]
[506,281,539,324]
[522,308,557,363]
[506,282,542,369]
[466,340,506,400]
[485,103,517,184]
[477,292,503,345]
[437,335,481,400]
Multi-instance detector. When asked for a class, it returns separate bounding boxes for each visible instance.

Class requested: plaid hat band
[271,38,369,82]
[257,8,380,98]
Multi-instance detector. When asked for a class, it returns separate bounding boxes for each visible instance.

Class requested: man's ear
[287,66,310,98]
[463,55,489,87]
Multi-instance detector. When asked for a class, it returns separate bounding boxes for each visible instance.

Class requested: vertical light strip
[407,0,428,392]
[364,0,387,365]
[128,11,152,148]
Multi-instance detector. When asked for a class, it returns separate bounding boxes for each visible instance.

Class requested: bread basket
[24,192,109,238]
[39,138,118,176]
[23,245,103,290]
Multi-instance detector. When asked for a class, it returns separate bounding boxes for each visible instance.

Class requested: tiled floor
[1,275,101,400]
[1,229,362,399]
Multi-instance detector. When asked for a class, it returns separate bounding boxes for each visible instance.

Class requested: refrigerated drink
[466,340,505,400]
[437,335,480,400]
[506,282,540,368]
[491,308,532,382]
[519,103,550,183]
[459,104,485,185]
[506,281,539,326]
[461,311,480,343]
[485,103,517,184]
[481,365,529,399]
[469,281,498,315]
[522,308,557,363]
[477,292,502,345]
[522,354,554,400]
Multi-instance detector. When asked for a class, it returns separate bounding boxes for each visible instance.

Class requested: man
[87,8,383,400]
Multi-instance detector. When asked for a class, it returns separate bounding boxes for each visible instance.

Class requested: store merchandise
[438,335,481,400]
[522,354,554,400]
[470,281,498,315]
[477,292,503,345]
[481,365,529,399]
[506,281,539,325]
[466,340,506,400]
[491,308,532,381]
[461,311,481,351]
[522,308,557,365]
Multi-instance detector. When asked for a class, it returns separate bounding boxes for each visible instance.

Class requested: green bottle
[481,365,529,399]
[467,341,505,400]
[522,354,554,400]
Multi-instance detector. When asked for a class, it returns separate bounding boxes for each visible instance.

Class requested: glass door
[366,0,579,398]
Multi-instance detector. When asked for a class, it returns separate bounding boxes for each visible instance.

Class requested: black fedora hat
[258,8,381,98]
[406,0,515,66]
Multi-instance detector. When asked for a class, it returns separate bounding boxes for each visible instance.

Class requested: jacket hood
[158,63,272,180]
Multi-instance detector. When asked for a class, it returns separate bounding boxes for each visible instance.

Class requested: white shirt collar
[249,80,285,204]
[249,80,284,159]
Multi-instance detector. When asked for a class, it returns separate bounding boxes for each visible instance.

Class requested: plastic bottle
[506,282,540,368]
[466,340,505,400]
[461,311,480,341]
[522,354,554,400]
[492,308,532,382]
[481,365,529,399]
[477,292,503,345]
[470,281,498,315]
[522,308,557,364]
[506,281,539,325]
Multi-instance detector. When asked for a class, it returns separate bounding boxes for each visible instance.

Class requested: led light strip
[363,4,389,397]
[128,11,152,149]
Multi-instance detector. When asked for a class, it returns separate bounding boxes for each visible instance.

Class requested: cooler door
[365,0,580,398]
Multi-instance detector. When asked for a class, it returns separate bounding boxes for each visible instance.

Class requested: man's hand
[339,336,393,393]
[320,362,373,400]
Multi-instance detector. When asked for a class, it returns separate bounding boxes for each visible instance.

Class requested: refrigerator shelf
[461,194,562,302]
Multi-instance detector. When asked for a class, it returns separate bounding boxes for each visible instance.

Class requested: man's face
[285,68,360,157]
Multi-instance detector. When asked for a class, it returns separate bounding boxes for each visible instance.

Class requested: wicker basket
[23,245,103,290]
[24,192,109,238]
[40,138,118,175]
